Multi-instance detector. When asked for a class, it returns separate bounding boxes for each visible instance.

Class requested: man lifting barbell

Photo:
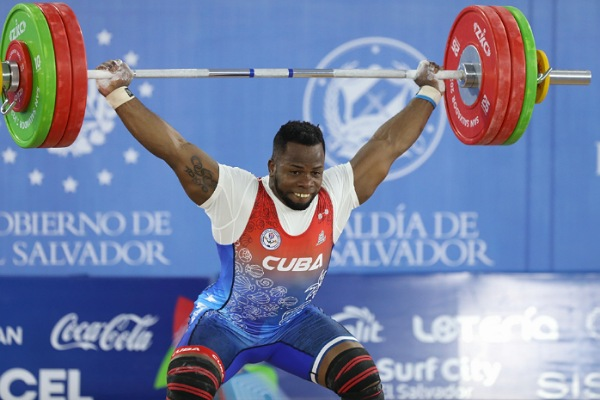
[95,58,444,400]
[0,2,592,399]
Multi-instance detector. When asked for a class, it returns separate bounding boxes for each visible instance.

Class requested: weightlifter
[96,58,444,400]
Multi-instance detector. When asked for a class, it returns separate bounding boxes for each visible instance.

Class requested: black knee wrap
[166,346,225,400]
[325,347,384,400]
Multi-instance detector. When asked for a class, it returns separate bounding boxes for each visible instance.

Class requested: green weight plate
[503,6,537,145]
[1,3,57,148]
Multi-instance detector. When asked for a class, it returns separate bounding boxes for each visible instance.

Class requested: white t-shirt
[201,162,359,244]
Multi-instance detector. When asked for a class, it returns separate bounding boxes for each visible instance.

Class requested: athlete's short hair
[272,121,326,158]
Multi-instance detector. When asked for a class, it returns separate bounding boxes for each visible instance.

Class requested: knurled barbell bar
[0,3,592,149]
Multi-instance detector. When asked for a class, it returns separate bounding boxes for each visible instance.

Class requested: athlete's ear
[268,159,276,176]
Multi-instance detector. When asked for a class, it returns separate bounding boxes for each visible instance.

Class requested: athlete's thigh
[179,309,250,381]
[271,305,359,383]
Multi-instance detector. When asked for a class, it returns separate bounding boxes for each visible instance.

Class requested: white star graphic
[124,148,140,164]
[28,169,44,186]
[98,169,113,186]
[63,177,79,193]
[124,51,139,67]
[2,147,17,164]
[139,81,154,98]
[97,29,112,46]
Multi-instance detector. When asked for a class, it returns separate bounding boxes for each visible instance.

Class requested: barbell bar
[87,68,465,80]
[88,67,590,84]
[0,3,593,149]
[2,64,592,100]
[5,64,591,86]
[3,61,591,90]
[3,62,592,83]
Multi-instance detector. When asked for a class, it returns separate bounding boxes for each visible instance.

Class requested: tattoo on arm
[184,156,217,193]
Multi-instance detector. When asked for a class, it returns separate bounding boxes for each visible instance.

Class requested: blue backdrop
[1,0,598,277]
[1,1,599,399]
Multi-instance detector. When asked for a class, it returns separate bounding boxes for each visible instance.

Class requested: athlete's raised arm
[96,60,218,206]
[350,61,445,204]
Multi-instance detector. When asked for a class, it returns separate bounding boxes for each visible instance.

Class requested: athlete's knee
[166,346,225,400]
[325,347,384,400]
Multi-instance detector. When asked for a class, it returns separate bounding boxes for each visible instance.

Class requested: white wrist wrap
[415,85,442,108]
[106,86,135,109]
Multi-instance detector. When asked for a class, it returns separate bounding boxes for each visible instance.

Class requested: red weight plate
[51,3,87,148]
[443,5,512,145]
[486,6,526,145]
[4,40,33,112]
[35,2,72,148]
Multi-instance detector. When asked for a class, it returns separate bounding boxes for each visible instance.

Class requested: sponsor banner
[3,274,599,399]
[1,0,599,277]
[278,273,600,400]
[0,276,208,399]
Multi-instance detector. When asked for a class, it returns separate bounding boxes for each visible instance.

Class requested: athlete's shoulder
[201,164,258,211]
[323,162,354,193]
[219,164,258,185]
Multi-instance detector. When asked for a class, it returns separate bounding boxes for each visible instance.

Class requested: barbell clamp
[1,60,19,93]
[1,61,19,115]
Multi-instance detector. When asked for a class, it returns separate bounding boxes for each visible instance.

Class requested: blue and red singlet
[178,162,359,383]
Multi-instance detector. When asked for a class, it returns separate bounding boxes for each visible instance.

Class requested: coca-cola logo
[50,312,158,351]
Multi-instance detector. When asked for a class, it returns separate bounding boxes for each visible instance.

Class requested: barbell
[0,3,592,148]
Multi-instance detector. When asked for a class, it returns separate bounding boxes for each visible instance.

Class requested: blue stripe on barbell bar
[249,69,255,77]
[289,69,293,77]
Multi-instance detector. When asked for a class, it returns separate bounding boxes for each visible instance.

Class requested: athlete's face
[268,142,325,211]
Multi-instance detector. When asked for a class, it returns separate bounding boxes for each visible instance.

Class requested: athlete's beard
[272,175,315,211]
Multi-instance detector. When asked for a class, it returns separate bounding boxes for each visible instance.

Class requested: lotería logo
[303,37,445,181]
[413,307,560,343]
[261,228,281,250]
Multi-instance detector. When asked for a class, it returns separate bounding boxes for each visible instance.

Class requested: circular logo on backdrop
[303,37,446,181]
[261,229,281,250]
[586,307,600,340]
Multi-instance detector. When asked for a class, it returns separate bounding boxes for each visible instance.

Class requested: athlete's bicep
[170,143,220,206]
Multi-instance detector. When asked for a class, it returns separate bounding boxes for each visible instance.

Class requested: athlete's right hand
[96,59,134,97]
[414,60,445,94]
